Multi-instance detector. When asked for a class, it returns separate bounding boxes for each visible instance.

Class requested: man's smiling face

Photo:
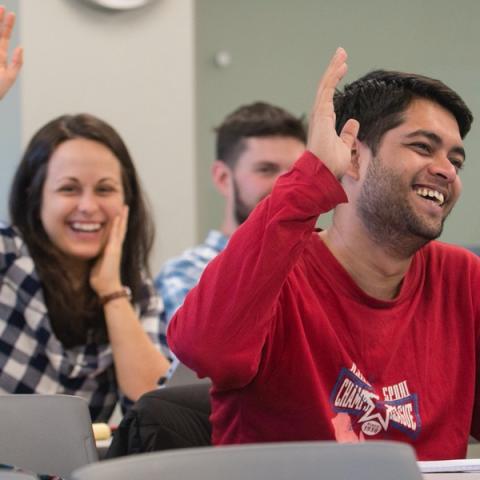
[356,97,464,245]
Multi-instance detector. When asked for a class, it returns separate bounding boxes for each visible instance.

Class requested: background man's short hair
[215,101,307,167]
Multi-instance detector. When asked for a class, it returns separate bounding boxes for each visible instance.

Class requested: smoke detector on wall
[83,0,156,10]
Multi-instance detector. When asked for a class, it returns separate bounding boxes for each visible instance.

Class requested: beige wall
[17,0,195,272]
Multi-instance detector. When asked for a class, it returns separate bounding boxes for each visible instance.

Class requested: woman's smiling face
[40,137,125,266]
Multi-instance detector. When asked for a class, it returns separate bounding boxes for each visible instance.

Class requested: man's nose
[428,154,457,183]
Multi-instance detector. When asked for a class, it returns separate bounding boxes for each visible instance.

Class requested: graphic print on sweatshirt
[330,363,421,441]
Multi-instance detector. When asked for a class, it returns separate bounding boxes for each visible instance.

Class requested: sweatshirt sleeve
[167,151,347,389]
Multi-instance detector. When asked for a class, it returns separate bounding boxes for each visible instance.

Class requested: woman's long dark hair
[9,114,155,347]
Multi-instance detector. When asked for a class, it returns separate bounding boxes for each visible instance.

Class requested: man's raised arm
[307,47,359,179]
[167,48,354,388]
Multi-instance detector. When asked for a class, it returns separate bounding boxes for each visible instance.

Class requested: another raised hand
[306,47,359,179]
[90,206,129,297]
[0,7,22,100]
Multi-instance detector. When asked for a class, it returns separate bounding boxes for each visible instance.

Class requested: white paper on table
[418,459,480,473]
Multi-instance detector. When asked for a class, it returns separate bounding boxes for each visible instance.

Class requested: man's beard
[357,156,448,256]
[233,178,252,226]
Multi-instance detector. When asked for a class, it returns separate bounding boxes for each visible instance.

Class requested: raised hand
[90,206,129,297]
[306,47,359,179]
[0,7,22,100]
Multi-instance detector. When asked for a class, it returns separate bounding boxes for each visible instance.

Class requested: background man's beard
[357,156,447,255]
[233,179,252,225]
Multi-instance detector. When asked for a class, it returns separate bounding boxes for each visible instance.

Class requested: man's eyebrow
[404,129,466,160]
[254,160,280,166]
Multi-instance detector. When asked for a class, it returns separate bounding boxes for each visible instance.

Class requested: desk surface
[424,475,480,479]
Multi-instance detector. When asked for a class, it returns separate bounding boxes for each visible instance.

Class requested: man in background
[155,101,306,321]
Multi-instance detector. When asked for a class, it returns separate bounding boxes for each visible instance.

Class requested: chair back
[73,440,422,480]
[165,360,211,387]
[465,245,480,256]
[0,472,39,480]
[0,394,98,478]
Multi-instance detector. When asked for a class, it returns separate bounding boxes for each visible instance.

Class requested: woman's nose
[77,192,99,214]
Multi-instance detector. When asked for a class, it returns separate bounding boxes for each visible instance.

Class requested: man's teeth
[415,188,445,206]
[71,222,101,232]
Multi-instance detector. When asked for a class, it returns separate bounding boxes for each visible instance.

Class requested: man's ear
[211,160,232,197]
[343,139,361,181]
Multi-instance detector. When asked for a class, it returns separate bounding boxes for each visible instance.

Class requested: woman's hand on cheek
[90,205,129,297]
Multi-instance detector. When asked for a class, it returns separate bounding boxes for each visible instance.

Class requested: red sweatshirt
[168,151,480,460]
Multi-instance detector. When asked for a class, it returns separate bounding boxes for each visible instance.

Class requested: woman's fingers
[104,205,129,255]
[118,205,129,245]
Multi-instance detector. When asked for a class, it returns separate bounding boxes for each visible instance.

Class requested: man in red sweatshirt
[168,48,478,460]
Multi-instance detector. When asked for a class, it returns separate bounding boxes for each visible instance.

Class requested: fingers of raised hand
[10,45,22,70]
[2,11,15,40]
[0,10,15,58]
[313,47,348,114]
[0,9,22,95]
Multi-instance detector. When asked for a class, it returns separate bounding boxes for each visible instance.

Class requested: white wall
[17,0,195,272]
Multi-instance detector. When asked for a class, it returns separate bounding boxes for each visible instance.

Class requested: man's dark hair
[215,101,307,168]
[334,70,473,155]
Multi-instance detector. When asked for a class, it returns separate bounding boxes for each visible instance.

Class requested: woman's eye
[58,185,77,193]
[97,186,116,194]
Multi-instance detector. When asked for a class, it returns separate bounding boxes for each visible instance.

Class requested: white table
[424,474,480,479]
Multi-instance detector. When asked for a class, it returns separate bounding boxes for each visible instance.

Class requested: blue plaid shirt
[155,230,228,322]
[0,223,170,422]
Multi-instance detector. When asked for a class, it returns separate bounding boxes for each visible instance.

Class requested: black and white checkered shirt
[0,223,170,422]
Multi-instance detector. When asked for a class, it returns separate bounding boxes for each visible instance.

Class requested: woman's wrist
[100,286,132,306]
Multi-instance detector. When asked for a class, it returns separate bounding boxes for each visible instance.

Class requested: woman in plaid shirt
[0,10,170,422]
